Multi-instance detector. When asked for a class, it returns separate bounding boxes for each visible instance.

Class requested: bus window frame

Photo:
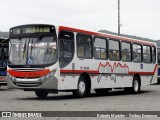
[58,30,75,68]
[152,46,156,64]
[121,41,132,62]
[143,45,152,64]
[108,39,121,61]
[76,33,93,59]
[93,36,108,60]
[132,43,142,63]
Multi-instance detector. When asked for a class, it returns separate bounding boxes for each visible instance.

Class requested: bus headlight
[8,74,12,79]
[39,69,56,82]
[46,71,55,78]
[8,74,16,81]
[41,76,45,80]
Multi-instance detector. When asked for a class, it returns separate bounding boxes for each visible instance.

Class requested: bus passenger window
[133,44,142,63]
[77,34,92,58]
[94,37,107,59]
[59,31,74,68]
[152,47,156,63]
[143,46,151,63]
[121,42,131,62]
[109,40,120,61]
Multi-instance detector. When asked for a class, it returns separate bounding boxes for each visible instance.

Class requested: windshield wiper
[30,35,44,57]
[23,40,27,59]
[31,35,44,47]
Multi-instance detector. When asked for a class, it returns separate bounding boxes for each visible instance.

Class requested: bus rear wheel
[132,77,141,94]
[73,76,89,98]
[35,89,49,98]
[124,77,141,94]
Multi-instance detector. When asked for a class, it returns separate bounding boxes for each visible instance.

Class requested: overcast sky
[0,0,160,40]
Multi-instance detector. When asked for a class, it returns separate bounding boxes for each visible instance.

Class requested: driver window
[59,31,74,68]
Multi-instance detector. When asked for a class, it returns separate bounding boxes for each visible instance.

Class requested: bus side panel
[58,75,78,90]
[140,76,156,86]
[91,75,133,89]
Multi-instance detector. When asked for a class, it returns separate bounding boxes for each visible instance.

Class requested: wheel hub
[79,81,85,94]
[134,80,139,92]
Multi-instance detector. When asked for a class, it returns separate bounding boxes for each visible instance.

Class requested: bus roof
[59,25,156,47]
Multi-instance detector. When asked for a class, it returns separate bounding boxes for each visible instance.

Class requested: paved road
[0,84,160,120]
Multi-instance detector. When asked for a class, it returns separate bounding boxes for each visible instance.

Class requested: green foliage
[99,30,160,47]
[0,31,9,38]
[156,40,160,47]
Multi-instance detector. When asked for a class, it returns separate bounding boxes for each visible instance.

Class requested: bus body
[0,37,9,86]
[7,24,157,98]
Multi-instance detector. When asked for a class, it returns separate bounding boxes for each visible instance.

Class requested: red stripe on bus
[129,64,158,75]
[8,69,50,78]
[0,78,5,81]
[61,64,157,75]
[128,72,154,75]
[59,26,155,46]
[154,64,158,73]
[60,70,99,74]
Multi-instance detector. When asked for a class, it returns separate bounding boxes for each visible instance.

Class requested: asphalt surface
[0,84,160,120]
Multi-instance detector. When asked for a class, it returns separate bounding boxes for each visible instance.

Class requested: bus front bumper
[0,76,7,85]
[6,76,58,90]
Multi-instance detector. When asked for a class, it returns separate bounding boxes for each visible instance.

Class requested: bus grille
[14,82,40,87]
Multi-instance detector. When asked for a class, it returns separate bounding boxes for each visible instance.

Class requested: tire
[95,89,110,95]
[131,77,141,94]
[35,89,49,98]
[73,76,89,98]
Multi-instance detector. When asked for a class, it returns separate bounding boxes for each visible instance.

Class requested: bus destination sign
[23,26,50,34]
[10,25,54,36]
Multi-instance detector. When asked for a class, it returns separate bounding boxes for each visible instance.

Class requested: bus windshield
[0,43,8,68]
[9,36,57,66]
[0,47,8,58]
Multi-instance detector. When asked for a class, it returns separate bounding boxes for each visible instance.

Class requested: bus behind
[0,37,9,86]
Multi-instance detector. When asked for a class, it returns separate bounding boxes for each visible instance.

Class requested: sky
[0,0,160,40]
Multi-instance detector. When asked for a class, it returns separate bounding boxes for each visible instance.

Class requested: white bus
[7,24,157,98]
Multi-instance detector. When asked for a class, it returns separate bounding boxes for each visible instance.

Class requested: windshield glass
[0,43,9,68]
[9,36,57,66]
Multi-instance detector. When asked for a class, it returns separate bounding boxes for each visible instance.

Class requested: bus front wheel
[35,89,49,98]
[73,76,88,98]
